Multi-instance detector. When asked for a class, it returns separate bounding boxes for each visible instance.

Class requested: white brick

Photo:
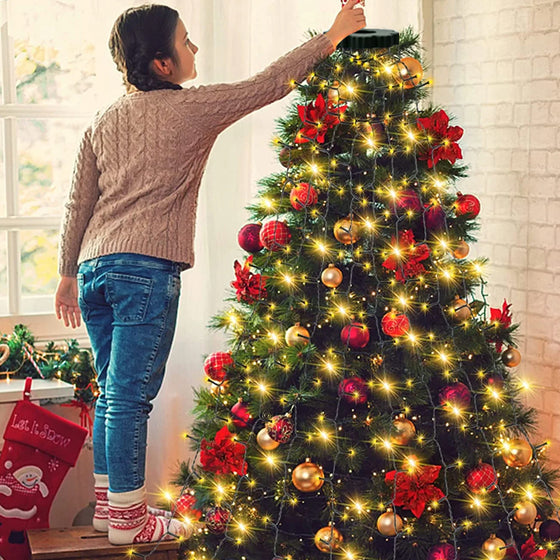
[498,9,516,34]
[510,247,528,268]
[515,7,533,32]
[522,80,558,102]
[528,247,547,269]
[532,56,551,79]
[528,223,555,246]
[527,270,555,292]
[534,5,554,31]
[511,197,529,219]
[530,102,551,124]
[513,59,532,82]
[546,250,560,273]
[529,151,548,173]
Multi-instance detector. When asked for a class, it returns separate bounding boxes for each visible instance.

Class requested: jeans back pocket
[106,272,154,324]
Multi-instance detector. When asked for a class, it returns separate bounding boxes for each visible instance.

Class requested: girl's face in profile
[169,18,198,84]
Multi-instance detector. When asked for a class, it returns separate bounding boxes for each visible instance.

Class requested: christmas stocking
[0,377,88,560]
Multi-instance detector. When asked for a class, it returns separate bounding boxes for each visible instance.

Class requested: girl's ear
[152,58,173,78]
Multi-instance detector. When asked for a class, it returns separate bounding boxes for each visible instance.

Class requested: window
[0,0,131,340]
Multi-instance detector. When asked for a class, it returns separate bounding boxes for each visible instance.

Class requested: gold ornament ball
[502,346,521,368]
[482,534,507,560]
[390,417,416,446]
[285,323,310,347]
[314,525,343,553]
[452,296,471,321]
[513,501,537,525]
[327,81,340,103]
[256,427,280,451]
[502,438,532,468]
[392,57,424,88]
[321,264,343,288]
[452,240,470,259]
[376,510,403,536]
[334,216,361,245]
[292,460,324,492]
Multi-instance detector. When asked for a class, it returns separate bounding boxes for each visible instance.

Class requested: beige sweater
[58,34,334,277]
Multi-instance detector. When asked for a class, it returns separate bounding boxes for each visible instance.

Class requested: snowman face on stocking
[13,466,49,497]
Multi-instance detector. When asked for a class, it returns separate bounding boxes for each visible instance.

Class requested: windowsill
[0,377,75,404]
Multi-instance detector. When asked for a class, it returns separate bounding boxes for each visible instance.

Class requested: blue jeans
[77,253,181,493]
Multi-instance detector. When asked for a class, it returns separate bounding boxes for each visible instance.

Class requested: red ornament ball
[231,400,252,428]
[381,311,410,338]
[266,414,295,443]
[259,220,291,251]
[338,376,368,405]
[290,182,318,210]
[465,463,497,493]
[175,492,202,520]
[539,519,560,541]
[204,352,234,383]
[427,543,456,560]
[205,506,231,534]
[455,193,480,219]
[392,189,422,215]
[439,382,471,409]
[238,223,263,253]
[340,322,370,349]
[424,203,446,231]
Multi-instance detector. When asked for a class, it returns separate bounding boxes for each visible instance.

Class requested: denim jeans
[77,253,181,493]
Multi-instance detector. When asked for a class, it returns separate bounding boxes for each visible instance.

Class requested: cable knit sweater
[58,34,334,277]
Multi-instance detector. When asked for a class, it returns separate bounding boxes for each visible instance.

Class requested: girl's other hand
[326,0,367,48]
[55,276,82,328]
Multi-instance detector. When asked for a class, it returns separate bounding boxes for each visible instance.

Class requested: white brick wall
[429,1,560,466]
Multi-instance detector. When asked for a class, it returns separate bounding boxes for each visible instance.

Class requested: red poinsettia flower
[489,299,512,353]
[506,535,547,560]
[295,93,347,144]
[200,425,248,476]
[417,109,463,168]
[382,229,431,283]
[385,464,445,518]
[231,256,267,304]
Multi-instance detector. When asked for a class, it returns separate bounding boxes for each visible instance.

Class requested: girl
[55,1,365,546]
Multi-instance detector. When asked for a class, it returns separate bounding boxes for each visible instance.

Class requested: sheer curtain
[145,0,423,500]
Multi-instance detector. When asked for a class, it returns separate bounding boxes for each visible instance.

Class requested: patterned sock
[108,486,192,545]
[93,473,109,532]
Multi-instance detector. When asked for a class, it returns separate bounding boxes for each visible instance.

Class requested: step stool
[27,526,181,559]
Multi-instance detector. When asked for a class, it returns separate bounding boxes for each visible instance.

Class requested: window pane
[18,118,88,217]
[20,229,58,315]
[10,1,97,106]
[0,232,7,315]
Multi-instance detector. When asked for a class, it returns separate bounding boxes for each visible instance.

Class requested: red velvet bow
[385,464,445,518]
[489,299,512,353]
[382,229,430,283]
[200,425,248,476]
[417,109,463,168]
[295,94,347,144]
[231,256,267,304]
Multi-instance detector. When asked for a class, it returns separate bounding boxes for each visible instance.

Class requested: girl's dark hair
[109,4,183,92]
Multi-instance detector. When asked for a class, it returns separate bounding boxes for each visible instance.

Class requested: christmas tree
[170,27,560,560]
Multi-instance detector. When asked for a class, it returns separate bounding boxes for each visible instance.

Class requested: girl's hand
[55,276,82,328]
[326,0,367,48]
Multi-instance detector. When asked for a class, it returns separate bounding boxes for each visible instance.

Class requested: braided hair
[109,4,183,92]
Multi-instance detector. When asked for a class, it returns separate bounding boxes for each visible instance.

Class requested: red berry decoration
[381,311,410,338]
[392,189,422,215]
[238,223,263,253]
[290,182,318,210]
[455,192,480,219]
[266,414,295,443]
[340,321,370,349]
[205,506,231,534]
[427,543,456,560]
[439,382,471,409]
[338,376,368,405]
[231,399,252,428]
[259,220,291,251]
[424,203,446,232]
[539,519,560,541]
[203,352,234,383]
[465,463,497,493]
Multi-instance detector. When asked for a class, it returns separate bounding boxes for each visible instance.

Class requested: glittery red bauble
[259,220,291,251]
[427,543,456,560]
[340,322,370,349]
[290,183,318,210]
[424,204,446,231]
[203,352,234,382]
[465,463,497,493]
[439,382,471,409]
[381,311,410,338]
[231,400,252,428]
[455,193,480,219]
[539,519,560,541]
[338,376,368,405]
[238,223,263,253]
[392,189,422,215]
[205,506,231,534]
[266,414,295,443]
[175,492,202,520]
